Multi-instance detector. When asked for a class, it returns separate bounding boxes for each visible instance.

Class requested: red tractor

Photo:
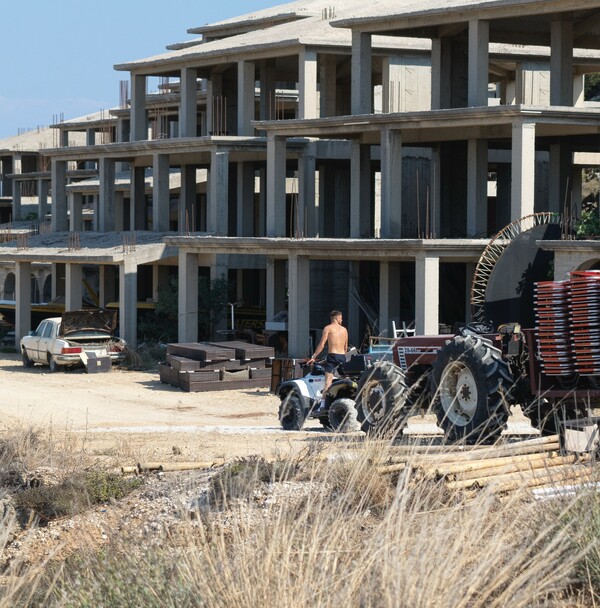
[355,213,598,443]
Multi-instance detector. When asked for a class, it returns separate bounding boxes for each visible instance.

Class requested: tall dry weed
[6,439,594,608]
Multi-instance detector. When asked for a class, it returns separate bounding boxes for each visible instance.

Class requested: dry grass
[0,432,599,607]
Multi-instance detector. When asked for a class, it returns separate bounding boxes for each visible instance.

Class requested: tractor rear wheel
[356,361,409,435]
[431,335,512,444]
[278,392,306,431]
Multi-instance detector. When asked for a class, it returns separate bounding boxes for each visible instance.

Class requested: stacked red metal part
[534,279,574,375]
[568,270,600,375]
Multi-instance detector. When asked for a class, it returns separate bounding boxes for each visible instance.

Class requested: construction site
[1,1,600,604]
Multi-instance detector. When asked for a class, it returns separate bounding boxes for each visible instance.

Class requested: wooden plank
[166,342,235,361]
[166,354,201,372]
[249,367,272,380]
[158,363,180,388]
[180,378,270,393]
[209,340,274,360]
[179,370,221,388]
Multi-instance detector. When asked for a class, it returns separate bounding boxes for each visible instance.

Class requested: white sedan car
[20,310,127,372]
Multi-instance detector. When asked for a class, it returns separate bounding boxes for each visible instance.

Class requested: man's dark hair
[330,310,342,319]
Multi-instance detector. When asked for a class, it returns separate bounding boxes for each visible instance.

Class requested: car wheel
[48,356,62,373]
[22,350,34,368]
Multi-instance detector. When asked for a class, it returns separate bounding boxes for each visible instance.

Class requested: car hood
[59,310,118,337]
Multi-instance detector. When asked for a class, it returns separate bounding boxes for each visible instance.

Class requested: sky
[0,0,283,140]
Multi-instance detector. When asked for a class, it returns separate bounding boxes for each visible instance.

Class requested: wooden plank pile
[378,435,598,495]
[158,341,274,392]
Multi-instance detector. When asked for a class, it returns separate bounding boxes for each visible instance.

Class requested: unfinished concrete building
[2,0,600,357]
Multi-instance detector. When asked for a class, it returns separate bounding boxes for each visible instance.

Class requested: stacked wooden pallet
[158,341,274,392]
[378,435,598,495]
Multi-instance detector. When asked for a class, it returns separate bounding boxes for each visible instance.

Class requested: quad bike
[277,354,372,432]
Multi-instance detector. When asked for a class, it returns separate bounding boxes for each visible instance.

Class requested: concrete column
[51,159,68,232]
[180,165,197,233]
[287,253,310,357]
[153,153,170,232]
[208,149,229,235]
[119,258,138,348]
[431,147,442,238]
[468,19,490,107]
[379,261,390,338]
[573,73,585,107]
[180,67,198,138]
[550,19,574,106]
[350,141,371,238]
[467,139,488,237]
[69,192,83,232]
[266,257,287,323]
[12,180,22,222]
[266,135,287,237]
[38,179,49,221]
[86,128,96,146]
[115,191,125,231]
[548,144,573,214]
[258,166,267,236]
[99,266,106,308]
[320,55,337,117]
[516,62,550,105]
[237,162,255,237]
[65,264,83,311]
[99,157,116,232]
[382,56,403,113]
[351,31,372,115]
[260,59,277,121]
[130,165,146,230]
[130,73,147,141]
[237,60,255,136]
[15,261,32,343]
[431,38,452,110]
[298,149,317,237]
[511,119,536,220]
[299,48,319,119]
[178,250,199,343]
[415,254,439,336]
[380,129,402,238]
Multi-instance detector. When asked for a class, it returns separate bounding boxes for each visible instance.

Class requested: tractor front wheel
[356,361,409,435]
[431,335,512,444]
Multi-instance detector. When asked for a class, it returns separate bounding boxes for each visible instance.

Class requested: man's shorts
[324,353,346,374]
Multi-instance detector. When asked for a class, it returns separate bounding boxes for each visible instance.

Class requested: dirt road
[0,353,324,463]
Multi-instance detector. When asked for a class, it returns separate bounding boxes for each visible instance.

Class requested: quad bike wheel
[356,361,409,435]
[279,391,306,431]
[431,335,512,444]
[328,398,361,433]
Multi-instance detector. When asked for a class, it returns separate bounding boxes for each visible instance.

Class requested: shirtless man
[307,310,348,411]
